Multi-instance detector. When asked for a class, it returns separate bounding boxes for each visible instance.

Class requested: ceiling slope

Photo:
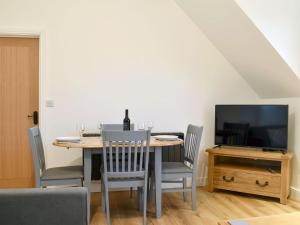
[175,0,300,98]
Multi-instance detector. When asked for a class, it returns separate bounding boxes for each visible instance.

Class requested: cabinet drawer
[213,167,281,194]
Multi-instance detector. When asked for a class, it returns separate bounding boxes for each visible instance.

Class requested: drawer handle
[256,180,269,187]
[222,176,234,182]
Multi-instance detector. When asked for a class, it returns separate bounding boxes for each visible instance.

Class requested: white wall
[235,0,300,193]
[0,0,258,184]
[236,0,300,78]
[175,0,300,98]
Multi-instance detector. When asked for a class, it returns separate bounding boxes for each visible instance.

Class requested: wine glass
[137,122,145,130]
[97,122,103,135]
[80,124,86,137]
[146,121,153,131]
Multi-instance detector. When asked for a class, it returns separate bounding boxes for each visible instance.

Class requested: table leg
[83,149,92,222]
[155,146,162,218]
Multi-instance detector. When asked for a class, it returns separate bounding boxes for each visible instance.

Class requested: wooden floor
[90,188,300,225]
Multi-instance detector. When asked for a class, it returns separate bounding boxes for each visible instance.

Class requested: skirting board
[90,177,208,193]
[197,176,207,187]
[290,186,300,201]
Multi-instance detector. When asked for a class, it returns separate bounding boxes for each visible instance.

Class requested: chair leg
[183,178,188,202]
[143,185,148,225]
[192,176,197,210]
[101,179,105,213]
[130,187,133,198]
[137,187,143,212]
[148,173,152,201]
[104,181,111,225]
[137,187,140,210]
[152,173,156,202]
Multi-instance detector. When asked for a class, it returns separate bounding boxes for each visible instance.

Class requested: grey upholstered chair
[0,187,89,225]
[151,124,203,210]
[101,130,151,225]
[28,126,83,187]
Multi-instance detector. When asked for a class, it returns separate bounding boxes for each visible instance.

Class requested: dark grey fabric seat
[28,126,83,187]
[0,187,89,225]
[162,162,192,174]
[42,165,83,180]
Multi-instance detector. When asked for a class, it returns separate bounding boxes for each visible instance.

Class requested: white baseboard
[290,186,300,201]
[197,176,207,187]
[89,177,208,193]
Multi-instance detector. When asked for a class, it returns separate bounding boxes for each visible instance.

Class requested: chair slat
[128,143,132,172]
[115,144,119,172]
[109,144,113,172]
[139,141,144,171]
[134,142,138,172]
[122,143,125,172]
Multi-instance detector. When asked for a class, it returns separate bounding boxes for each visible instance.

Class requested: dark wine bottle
[123,109,130,131]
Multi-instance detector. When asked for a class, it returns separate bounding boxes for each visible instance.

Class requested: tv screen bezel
[214,104,289,151]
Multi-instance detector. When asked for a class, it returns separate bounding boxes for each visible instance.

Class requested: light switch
[46,99,55,107]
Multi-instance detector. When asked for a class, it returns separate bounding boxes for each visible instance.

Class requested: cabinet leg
[207,186,214,192]
[280,197,287,205]
[207,154,215,192]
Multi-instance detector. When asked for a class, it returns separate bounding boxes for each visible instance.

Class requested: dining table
[53,136,183,218]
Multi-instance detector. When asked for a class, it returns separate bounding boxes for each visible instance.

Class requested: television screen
[215,105,288,150]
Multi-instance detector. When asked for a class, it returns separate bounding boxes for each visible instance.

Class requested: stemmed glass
[97,122,103,135]
[137,122,145,130]
[146,121,153,131]
[76,123,86,137]
[136,122,153,131]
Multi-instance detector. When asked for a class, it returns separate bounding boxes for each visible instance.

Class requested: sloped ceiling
[175,0,300,98]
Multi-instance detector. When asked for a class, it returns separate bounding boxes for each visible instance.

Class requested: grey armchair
[0,187,89,225]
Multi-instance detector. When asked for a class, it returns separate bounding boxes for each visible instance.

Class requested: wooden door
[0,37,39,188]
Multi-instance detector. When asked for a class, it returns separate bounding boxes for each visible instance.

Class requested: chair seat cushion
[162,162,192,174]
[42,166,83,180]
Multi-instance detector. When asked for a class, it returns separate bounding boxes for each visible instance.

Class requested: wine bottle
[123,109,130,131]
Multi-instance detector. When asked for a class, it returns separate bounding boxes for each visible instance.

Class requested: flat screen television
[215,105,288,151]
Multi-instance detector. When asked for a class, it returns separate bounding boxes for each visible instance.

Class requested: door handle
[28,111,38,125]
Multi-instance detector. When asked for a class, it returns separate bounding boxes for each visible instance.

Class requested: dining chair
[151,124,203,210]
[101,130,151,225]
[101,123,135,197]
[0,187,89,225]
[28,126,83,187]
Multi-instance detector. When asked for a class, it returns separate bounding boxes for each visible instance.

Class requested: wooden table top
[218,212,300,225]
[53,136,183,150]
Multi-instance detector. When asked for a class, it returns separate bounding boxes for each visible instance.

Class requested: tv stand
[262,148,287,154]
[206,147,293,204]
[212,145,222,149]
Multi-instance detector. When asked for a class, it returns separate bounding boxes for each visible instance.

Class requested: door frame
[0,28,46,160]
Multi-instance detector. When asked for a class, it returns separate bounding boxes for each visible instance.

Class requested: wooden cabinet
[206,147,293,204]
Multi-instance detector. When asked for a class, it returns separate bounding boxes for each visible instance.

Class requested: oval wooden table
[53,136,183,219]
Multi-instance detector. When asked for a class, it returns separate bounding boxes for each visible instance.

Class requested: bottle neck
[125,109,129,118]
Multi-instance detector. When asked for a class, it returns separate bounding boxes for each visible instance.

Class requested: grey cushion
[42,165,83,180]
[0,187,88,225]
[162,162,192,174]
